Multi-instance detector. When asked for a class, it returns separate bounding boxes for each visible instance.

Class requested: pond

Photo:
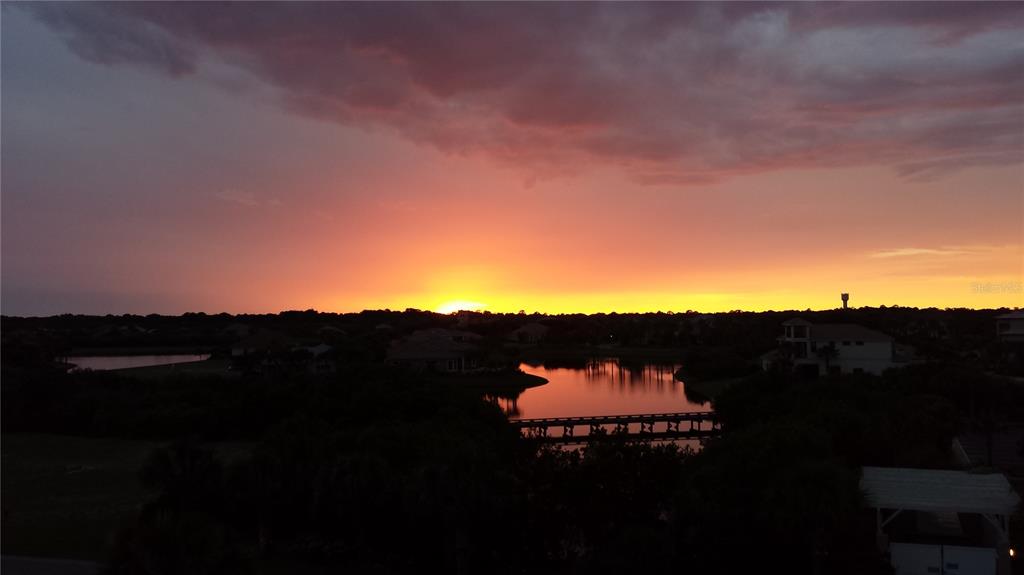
[499,358,710,420]
[65,354,211,371]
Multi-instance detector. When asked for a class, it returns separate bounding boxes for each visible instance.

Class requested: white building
[996,311,1024,343]
[776,317,898,376]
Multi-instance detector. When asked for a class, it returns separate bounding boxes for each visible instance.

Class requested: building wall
[835,341,894,374]
[778,325,896,376]
[811,340,893,374]
[998,318,1024,342]
[790,358,894,376]
[791,343,895,375]
[831,340,893,360]
[835,357,896,375]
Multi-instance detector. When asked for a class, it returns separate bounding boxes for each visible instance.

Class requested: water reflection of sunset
[507,360,709,420]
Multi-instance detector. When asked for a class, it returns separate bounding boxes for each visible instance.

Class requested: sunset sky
[2,2,1022,316]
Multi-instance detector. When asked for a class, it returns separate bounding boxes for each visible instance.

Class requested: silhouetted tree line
[3,306,1012,370]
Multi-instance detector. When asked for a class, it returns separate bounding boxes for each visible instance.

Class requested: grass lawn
[1,434,158,560]
[1,433,252,561]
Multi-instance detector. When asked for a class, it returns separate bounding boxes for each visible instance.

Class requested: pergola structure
[861,466,1020,553]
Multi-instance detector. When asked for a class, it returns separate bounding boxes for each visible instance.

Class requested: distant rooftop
[782,317,812,326]
[810,323,892,343]
[861,466,1019,515]
[407,328,481,341]
[996,311,1024,320]
[782,318,893,342]
[387,328,482,360]
[234,329,297,350]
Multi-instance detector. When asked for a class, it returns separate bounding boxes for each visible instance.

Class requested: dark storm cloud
[19,1,1024,183]
[26,2,197,76]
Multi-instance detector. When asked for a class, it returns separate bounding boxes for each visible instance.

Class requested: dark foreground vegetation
[3,307,1023,574]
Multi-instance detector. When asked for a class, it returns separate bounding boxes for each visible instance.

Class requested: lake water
[503,358,709,420]
[65,354,211,371]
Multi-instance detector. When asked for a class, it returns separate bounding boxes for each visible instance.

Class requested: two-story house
[776,317,898,376]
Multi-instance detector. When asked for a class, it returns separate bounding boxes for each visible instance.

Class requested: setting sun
[435,300,489,314]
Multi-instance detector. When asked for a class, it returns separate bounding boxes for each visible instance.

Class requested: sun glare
[436,300,488,314]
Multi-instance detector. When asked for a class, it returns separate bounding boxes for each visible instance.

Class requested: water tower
[841,293,849,309]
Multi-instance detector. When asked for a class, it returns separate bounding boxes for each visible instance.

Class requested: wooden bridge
[510,411,720,444]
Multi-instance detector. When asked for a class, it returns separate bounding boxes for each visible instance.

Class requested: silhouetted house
[306,343,332,357]
[231,329,297,357]
[317,325,347,338]
[303,343,336,373]
[862,466,1019,575]
[767,317,900,376]
[386,328,483,373]
[89,324,148,339]
[221,322,252,338]
[996,312,1024,344]
[507,322,549,344]
[994,311,1024,375]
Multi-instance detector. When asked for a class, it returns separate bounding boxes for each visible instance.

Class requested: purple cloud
[19,1,1024,183]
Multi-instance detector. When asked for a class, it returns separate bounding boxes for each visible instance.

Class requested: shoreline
[516,345,685,362]
[67,346,214,357]
[680,374,754,401]
[429,370,549,390]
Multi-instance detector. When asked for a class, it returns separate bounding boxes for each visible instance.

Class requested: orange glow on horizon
[435,300,489,314]
[334,277,1023,317]
[2,6,1022,318]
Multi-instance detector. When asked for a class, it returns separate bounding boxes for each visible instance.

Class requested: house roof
[222,322,251,335]
[386,328,481,360]
[233,329,297,351]
[417,328,481,340]
[810,323,892,342]
[509,323,549,337]
[861,466,1020,515]
[512,322,549,332]
[306,343,333,357]
[782,317,813,326]
[996,311,1024,320]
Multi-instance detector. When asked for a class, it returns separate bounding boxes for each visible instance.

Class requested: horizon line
[3,303,1021,320]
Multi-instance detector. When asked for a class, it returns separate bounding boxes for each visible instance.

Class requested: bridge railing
[510,411,715,428]
[510,411,721,443]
